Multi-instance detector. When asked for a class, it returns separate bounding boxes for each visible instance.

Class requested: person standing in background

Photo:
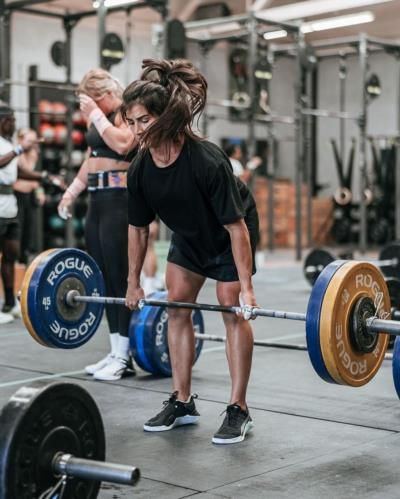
[58,69,138,381]
[0,103,60,322]
[13,128,46,265]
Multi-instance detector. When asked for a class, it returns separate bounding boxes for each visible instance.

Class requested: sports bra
[86,111,136,162]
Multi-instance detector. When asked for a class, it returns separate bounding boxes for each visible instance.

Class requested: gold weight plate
[319,261,390,386]
[20,249,58,347]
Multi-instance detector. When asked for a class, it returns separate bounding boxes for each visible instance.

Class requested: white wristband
[13,145,24,156]
[65,177,86,199]
[89,108,112,136]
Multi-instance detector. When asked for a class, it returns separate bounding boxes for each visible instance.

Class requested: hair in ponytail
[121,59,207,149]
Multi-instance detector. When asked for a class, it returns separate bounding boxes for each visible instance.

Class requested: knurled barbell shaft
[52,453,140,486]
[67,292,307,321]
[142,298,308,321]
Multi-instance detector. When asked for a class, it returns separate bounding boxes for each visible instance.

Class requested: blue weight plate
[392,337,400,399]
[147,301,204,377]
[27,248,105,349]
[306,260,347,383]
[129,292,163,375]
[130,291,205,376]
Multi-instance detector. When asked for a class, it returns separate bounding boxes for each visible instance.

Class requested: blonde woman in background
[58,68,159,381]
[14,128,46,266]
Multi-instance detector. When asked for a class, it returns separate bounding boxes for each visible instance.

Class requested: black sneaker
[212,404,253,444]
[143,391,200,432]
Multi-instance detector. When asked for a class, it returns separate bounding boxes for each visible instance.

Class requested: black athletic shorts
[167,206,259,282]
[0,217,20,241]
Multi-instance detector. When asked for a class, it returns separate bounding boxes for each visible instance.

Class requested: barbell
[18,248,400,396]
[303,243,400,286]
[0,381,140,499]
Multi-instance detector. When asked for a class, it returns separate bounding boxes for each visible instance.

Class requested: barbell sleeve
[52,453,140,486]
[66,291,126,306]
[366,317,400,336]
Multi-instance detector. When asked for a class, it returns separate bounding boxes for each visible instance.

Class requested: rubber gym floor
[1,250,399,499]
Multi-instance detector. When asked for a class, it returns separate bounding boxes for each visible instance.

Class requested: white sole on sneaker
[211,420,254,445]
[93,369,135,381]
[85,354,115,375]
[0,315,14,324]
[143,414,199,432]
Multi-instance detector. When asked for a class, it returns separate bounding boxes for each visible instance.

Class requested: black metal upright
[247,12,257,161]
[64,18,76,248]
[358,33,369,254]
[0,0,11,103]
[97,0,107,68]
[294,29,305,261]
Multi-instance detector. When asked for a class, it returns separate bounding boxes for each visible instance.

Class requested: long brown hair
[121,59,207,149]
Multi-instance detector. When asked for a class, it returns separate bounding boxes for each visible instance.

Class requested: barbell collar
[52,453,140,486]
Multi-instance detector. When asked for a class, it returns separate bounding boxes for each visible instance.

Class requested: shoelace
[219,405,245,426]
[162,392,198,407]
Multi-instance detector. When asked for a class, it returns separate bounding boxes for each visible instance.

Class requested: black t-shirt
[127,138,256,274]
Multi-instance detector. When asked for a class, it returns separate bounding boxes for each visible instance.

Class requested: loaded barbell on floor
[18,248,400,396]
[0,381,140,499]
[303,242,400,286]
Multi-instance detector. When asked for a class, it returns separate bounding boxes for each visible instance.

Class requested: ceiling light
[93,0,140,8]
[186,22,244,40]
[262,11,375,40]
[209,22,242,34]
[302,11,375,33]
[263,29,288,40]
[257,0,392,22]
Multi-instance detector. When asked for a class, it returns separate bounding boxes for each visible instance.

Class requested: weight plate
[303,248,335,286]
[379,242,400,280]
[130,291,204,376]
[392,337,400,398]
[386,277,400,311]
[20,249,58,347]
[0,381,105,499]
[319,261,390,386]
[306,260,347,384]
[20,249,105,349]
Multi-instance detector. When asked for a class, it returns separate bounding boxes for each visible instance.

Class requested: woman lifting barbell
[122,59,260,445]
